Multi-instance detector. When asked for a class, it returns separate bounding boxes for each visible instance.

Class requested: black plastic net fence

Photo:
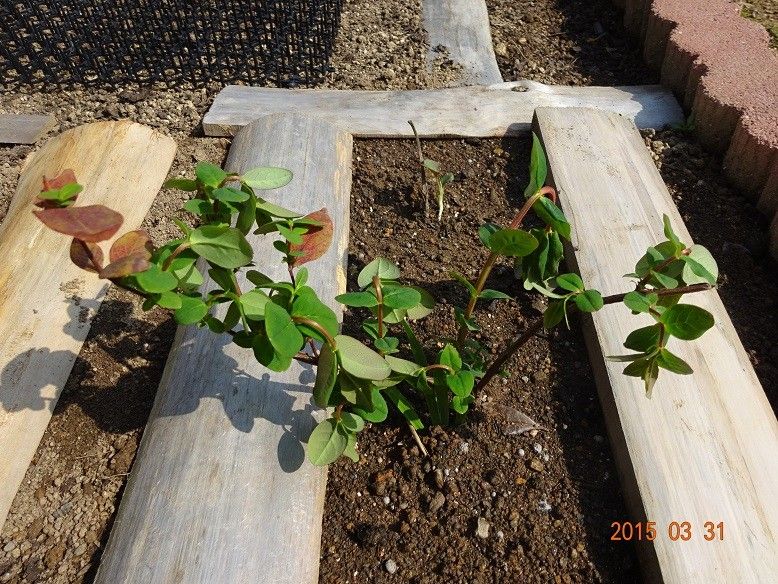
[0,0,343,90]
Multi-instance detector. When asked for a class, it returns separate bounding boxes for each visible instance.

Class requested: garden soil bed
[1,0,777,582]
[320,137,641,584]
[319,133,778,584]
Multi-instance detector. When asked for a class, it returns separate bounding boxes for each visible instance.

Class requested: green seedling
[409,120,455,221]
[33,133,718,465]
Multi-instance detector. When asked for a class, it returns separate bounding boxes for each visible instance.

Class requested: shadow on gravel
[0,292,323,472]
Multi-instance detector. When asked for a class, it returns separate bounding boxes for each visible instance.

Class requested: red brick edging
[614,0,778,257]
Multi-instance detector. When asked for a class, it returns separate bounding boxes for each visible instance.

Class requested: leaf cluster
[32,135,720,467]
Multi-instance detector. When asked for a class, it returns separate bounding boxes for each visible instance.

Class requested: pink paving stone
[620,0,778,257]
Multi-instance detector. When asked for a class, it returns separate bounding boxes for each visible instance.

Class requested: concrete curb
[619,0,778,258]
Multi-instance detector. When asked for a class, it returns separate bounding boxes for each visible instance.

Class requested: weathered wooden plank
[421,0,503,85]
[0,121,176,529]
[534,107,778,584]
[202,81,684,137]
[96,114,352,584]
[0,113,55,144]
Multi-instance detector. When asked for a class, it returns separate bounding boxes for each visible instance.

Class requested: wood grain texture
[202,81,684,137]
[534,107,778,584]
[96,114,352,584]
[0,113,55,144]
[421,0,503,85]
[0,121,176,530]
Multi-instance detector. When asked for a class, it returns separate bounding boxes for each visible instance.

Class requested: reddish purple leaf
[34,205,124,242]
[110,229,153,262]
[99,254,151,279]
[290,209,334,267]
[69,239,104,273]
[43,169,77,191]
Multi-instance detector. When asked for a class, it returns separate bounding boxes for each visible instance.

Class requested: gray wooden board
[0,113,55,144]
[96,114,352,584]
[202,81,684,138]
[0,121,176,530]
[422,0,503,85]
[534,107,778,584]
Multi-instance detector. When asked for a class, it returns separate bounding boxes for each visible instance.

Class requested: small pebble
[476,516,490,538]
[538,500,552,512]
[429,491,446,514]
[384,559,398,574]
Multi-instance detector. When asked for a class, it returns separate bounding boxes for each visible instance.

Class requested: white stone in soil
[384,559,398,574]
[476,517,490,538]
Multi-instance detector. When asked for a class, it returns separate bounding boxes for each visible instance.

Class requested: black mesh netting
[0,0,343,89]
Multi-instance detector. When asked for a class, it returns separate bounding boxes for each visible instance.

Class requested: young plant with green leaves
[33,133,719,465]
[409,120,455,221]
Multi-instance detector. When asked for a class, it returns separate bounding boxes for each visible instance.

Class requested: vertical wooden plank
[0,113,55,144]
[0,121,176,530]
[96,114,352,584]
[421,0,503,85]
[534,107,778,583]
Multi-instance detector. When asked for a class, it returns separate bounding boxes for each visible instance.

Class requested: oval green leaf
[265,302,304,359]
[241,167,293,190]
[336,291,378,308]
[335,334,391,381]
[488,228,538,257]
[381,286,421,310]
[136,264,178,293]
[661,304,714,341]
[190,225,253,269]
[574,289,603,312]
[357,257,401,288]
[313,343,338,408]
[353,388,389,423]
[174,295,208,325]
[308,418,347,466]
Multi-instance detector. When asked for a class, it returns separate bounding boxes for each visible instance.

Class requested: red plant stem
[601,283,711,305]
[292,316,337,350]
[455,186,557,349]
[424,364,454,375]
[288,264,297,287]
[161,241,191,272]
[475,318,544,393]
[474,282,713,392]
[294,351,319,365]
[218,174,241,188]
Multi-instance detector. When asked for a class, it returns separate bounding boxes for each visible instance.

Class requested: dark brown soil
[319,138,640,584]
[488,0,656,86]
[643,128,778,408]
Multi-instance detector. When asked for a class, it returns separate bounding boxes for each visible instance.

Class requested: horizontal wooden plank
[0,113,55,144]
[0,121,176,530]
[421,0,503,85]
[535,107,778,583]
[96,114,352,584]
[202,81,684,137]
